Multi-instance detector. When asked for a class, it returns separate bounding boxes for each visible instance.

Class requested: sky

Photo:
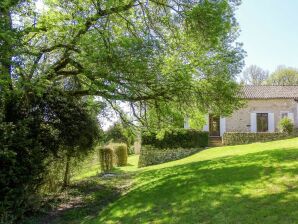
[236,0,298,73]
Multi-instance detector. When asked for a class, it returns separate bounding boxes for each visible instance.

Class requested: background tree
[267,66,298,85]
[240,65,269,85]
[105,122,135,152]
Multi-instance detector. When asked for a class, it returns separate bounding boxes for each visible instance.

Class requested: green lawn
[96,138,298,224]
[27,138,298,224]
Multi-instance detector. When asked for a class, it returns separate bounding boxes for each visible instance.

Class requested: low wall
[223,132,288,145]
[138,146,200,167]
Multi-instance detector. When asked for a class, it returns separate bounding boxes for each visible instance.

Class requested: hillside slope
[95,138,298,224]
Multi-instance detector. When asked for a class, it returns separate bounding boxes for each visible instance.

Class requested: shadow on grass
[95,147,298,224]
[25,173,133,224]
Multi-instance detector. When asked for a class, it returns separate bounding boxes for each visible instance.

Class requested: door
[257,113,268,132]
[209,115,220,136]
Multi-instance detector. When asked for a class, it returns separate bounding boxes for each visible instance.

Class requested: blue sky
[236,0,298,73]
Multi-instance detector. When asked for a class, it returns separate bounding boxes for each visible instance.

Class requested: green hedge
[98,146,114,172]
[223,132,288,145]
[112,143,128,166]
[138,145,200,167]
[142,129,209,149]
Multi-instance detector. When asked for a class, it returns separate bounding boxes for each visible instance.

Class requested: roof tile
[242,85,298,99]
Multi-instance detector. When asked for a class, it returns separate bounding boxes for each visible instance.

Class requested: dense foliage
[142,129,209,149]
[0,89,100,222]
[1,0,244,129]
[105,123,135,150]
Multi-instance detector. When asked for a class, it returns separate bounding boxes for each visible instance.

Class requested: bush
[142,129,209,149]
[138,145,200,167]
[279,117,294,134]
[105,123,135,154]
[0,89,101,223]
[98,146,114,172]
[111,143,128,166]
[223,132,288,145]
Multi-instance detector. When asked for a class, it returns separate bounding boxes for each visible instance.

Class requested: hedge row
[98,146,114,172]
[98,143,128,173]
[142,129,209,149]
[138,145,200,167]
[112,143,128,166]
[223,132,288,145]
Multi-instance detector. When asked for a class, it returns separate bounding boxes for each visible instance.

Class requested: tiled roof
[242,85,298,99]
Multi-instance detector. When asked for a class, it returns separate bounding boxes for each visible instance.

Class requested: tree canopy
[1,0,245,127]
[267,66,298,85]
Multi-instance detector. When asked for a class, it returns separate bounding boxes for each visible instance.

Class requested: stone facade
[226,99,298,132]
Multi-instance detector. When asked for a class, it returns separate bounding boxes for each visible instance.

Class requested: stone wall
[226,99,298,132]
[223,132,288,145]
[138,146,200,167]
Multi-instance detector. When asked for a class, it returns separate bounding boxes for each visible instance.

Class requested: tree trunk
[62,154,71,189]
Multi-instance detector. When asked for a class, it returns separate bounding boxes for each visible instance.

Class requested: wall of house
[226,99,298,132]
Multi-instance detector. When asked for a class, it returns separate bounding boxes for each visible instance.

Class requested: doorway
[209,115,220,136]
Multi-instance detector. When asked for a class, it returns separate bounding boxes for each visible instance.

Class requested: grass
[27,138,298,224]
[97,138,298,224]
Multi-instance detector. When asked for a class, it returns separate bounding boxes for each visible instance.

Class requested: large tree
[240,65,269,85]
[267,66,298,85]
[1,0,244,126]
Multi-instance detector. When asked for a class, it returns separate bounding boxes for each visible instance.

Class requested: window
[257,113,268,132]
[281,112,288,119]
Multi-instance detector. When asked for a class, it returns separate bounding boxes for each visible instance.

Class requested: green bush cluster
[142,129,209,149]
[223,132,288,145]
[98,146,114,173]
[105,123,135,154]
[112,143,128,166]
[138,145,200,167]
[279,117,294,134]
[0,90,100,223]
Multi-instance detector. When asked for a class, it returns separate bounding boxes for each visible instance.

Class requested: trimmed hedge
[223,132,288,145]
[142,129,209,149]
[112,143,128,166]
[98,146,114,172]
[138,145,200,167]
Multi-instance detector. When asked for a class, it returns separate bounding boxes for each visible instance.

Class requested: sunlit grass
[94,138,298,224]
[26,138,298,224]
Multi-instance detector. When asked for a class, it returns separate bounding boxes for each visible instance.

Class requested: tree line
[240,65,298,85]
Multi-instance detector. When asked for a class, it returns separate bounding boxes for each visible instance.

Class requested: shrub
[138,145,200,167]
[112,143,128,166]
[142,129,209,149]
[223,132,288,145]
[98,146,114,172]
[0,90,101,223]
[105,123,135,154]
[279,117,294,134]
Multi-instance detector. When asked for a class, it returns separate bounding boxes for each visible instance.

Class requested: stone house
[200,86,298,136]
